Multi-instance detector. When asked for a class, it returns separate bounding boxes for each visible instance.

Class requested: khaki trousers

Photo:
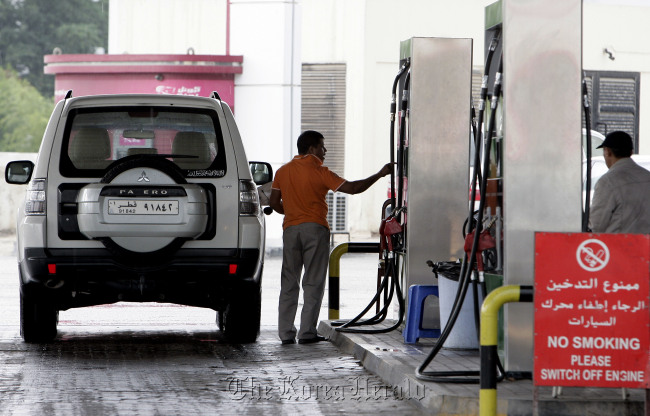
[278,223,330,341]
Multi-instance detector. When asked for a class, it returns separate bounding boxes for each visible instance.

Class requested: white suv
[5,92,272,343]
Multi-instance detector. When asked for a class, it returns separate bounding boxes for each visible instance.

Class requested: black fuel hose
[470,106,483,191]
[416,56,504,384]
[335,254,406,334]
[331,256,394,328]
[331,274,391,327]
[330,235,396,329]
[390,61,410,211]
[396,70,411,220]
[468,32,500,230]
[338,70,412,334]
[333,63,411,334]
[582,76,593,232]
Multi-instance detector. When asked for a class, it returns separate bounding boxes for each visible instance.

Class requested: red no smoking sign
[534,233,650,388]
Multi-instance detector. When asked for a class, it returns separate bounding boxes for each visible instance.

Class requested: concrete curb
[320,321,478,415]
[319,320,646,416]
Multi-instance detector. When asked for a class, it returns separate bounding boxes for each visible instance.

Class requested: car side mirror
[249,161,273,185]
[5,160,34,184]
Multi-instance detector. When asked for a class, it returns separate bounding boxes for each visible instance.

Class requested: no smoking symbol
[576,239,610,272]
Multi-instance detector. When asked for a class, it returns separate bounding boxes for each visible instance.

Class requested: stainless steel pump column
[501,0,583,372]
[399,37,473,292]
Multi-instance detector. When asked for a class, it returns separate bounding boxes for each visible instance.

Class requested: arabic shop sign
[534,233,650,388]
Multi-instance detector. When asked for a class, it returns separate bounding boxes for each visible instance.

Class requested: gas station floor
[319,320,647,416]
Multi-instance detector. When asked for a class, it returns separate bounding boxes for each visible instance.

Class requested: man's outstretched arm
[338,163,393,195]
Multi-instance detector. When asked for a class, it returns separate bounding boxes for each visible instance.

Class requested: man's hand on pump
[379,162,394,177]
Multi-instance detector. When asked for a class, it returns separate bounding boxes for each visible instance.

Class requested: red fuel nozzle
[464,229,496,271]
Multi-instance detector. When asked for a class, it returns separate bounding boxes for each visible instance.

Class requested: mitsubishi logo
[137,171,150,182]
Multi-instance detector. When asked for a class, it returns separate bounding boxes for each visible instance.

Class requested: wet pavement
[0,240,426,415]
[0,326,425,415]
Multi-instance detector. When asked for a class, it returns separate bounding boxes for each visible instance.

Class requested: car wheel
[20,291,58,343]
[221,283,261,343]
[216,310,225,332]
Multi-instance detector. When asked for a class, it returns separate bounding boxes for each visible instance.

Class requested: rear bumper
[19,247,262,310]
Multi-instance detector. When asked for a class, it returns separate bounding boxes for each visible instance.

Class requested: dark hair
[297,130,324,154]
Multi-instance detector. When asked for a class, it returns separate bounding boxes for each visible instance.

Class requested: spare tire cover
[89,155,204,259]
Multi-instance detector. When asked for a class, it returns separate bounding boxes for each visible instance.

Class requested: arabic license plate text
[108,200,179,215]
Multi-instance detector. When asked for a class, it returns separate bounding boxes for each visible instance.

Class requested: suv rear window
[59,106,226,177]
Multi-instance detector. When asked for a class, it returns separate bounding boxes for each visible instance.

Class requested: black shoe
[281,338,296,345]
[298,335,327,344]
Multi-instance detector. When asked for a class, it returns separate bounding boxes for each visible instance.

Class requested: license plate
[108,200,179,215]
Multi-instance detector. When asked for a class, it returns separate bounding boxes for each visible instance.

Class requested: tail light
[25,179,46,215]
[239,180,260,216]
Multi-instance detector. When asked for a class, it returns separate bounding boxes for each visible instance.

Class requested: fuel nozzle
[488,32,500,53]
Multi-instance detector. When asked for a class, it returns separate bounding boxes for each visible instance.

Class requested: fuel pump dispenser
[395,37,473,295]
[487,0,583,374]
[333,38,473,335]
[413,0,583,382]
[417,37,505,383]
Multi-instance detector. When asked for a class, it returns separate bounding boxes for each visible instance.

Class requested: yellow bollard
[328,242,381,320]
[479,285,533,416]
[328,243,349,320]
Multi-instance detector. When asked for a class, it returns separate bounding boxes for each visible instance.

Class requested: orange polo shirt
[272,154,346,230]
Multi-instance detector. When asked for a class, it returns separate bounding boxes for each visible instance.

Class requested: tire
[216,311,225,332]
[20,291,58,343]
[220,284,261,343]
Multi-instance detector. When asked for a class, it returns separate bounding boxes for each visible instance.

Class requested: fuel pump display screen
[533,232,649,388]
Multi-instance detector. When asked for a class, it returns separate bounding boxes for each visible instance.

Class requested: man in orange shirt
[270,130,392,344]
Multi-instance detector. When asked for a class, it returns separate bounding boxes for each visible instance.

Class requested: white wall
[229,0,301,245]
[230,0,301,165]
[109,0,227,54]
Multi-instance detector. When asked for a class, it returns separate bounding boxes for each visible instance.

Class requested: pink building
[44,53,243,110]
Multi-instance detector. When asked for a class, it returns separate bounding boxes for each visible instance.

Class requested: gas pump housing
[492,0,583,373]
[398,37,473,325]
